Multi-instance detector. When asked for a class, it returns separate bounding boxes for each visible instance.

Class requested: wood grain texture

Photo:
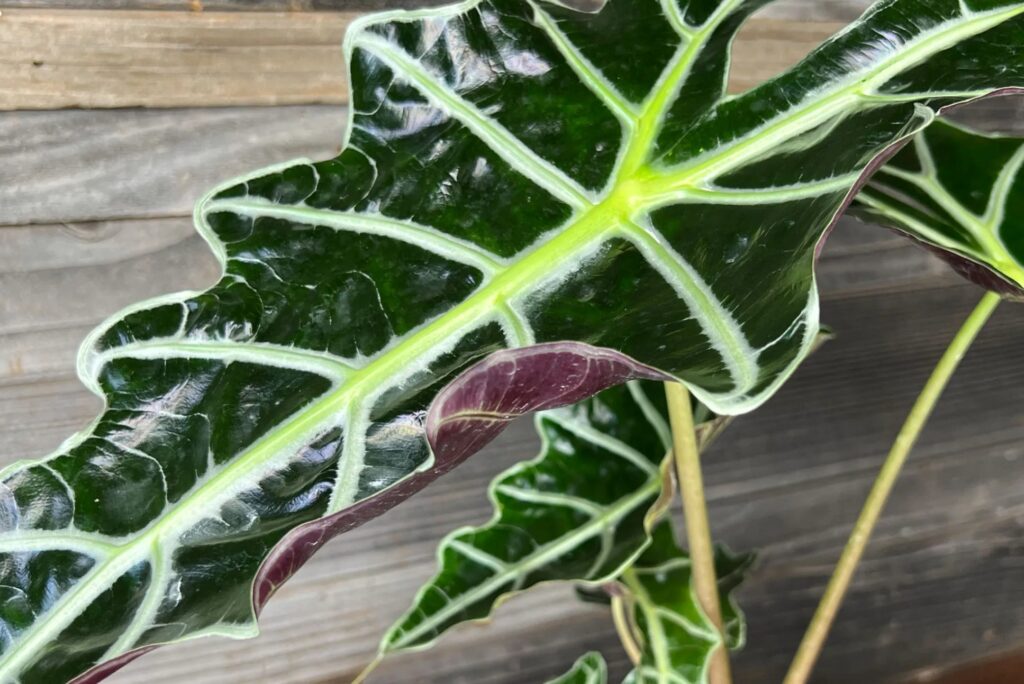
[0,0,870,19]
[2,95,1023,682]
[0,8,846,110]
[0,9,354,109]
[0,107,346,226]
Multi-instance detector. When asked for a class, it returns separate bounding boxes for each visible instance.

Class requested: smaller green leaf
[619,524,754,684]
[547,652,609,684]
[854,118,1024,300]
[378,380,696,656]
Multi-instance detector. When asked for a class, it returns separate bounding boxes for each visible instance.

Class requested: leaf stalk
[611,593,643,666]
[664,381,732,684]
[783,290,1002,684]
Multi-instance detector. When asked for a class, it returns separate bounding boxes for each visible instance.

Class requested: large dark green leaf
[854,117,1024,299]
[3,0,1024,680]
[377,380,724,657]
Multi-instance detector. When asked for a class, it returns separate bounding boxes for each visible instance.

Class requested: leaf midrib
[387,473,662,651]
[647,4,1024,194]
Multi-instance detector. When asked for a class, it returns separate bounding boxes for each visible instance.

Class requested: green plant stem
[664,381,731,684]
[611,593,643,666]
[783,290,1001,684]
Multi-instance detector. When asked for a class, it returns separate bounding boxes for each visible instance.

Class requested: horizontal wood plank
[0,106,345,226]
[0,10,355,109]
[0,9,843,110]
[0,0,871,20]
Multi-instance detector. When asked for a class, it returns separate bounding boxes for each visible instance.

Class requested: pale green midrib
[650,5,1024,191]
[877,165,1024,284]
[494,484,606,517]
[622,568,679,684]
[92,339,355,381]
[858,88,989,104]
[983,142,1024,231]
[616,0,742,178]
[496,300,534,346]
[677,173,863,204]
[883,167,1010,254]
[658,607,719,641]
[530,1,637,124]
[0,532,117,556]
[659,0,697,40]
[857,190,975,253]
[627,382,672,451]
[389,475,661,651]
[205,198,506,275]
[619,220,757,398]
[104,539,166,659]
[9,4,1020,672]
[447,539,508,573]
[542,411,660,478]
[352,33,592,210]
[632,558,691,576]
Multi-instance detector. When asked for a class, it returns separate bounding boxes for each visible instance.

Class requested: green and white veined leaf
[3,0,1024,680]
[619,525,753,684]
[547,652,609,684]
[854,116,1024,300]
[376,380,718,659]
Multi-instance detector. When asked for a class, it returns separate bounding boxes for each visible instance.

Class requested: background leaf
[854,117,1024,300]
[619,525,754,684]
[3,0,1024,680]
[547,652,609,684]
[379,380,696,655]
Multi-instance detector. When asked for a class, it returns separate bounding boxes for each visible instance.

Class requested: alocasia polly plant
[3,0,1024,681]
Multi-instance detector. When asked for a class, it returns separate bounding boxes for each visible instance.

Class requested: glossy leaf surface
[379,380,722,655]
[855,117,1024,299]
[4,0,1024,680]
[547,652,609,684]
[619,525,752,684]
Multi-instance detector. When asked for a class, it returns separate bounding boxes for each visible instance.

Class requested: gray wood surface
[0,9,846,110]
[0,0,868,20]
[1,97,1023,683]
[0,9,355,109]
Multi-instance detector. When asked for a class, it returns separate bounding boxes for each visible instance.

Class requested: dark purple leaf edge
[67,89,1024,684]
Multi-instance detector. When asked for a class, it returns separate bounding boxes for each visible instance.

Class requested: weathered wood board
[0,9,850,110]
[2,94,1024,682]
[0,0,869,19]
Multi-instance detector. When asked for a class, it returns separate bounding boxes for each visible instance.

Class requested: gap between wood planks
[0,10,843,110]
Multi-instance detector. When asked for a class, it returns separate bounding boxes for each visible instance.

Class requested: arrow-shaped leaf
[3,0,1024,680]
[547,652,609,684]
[854,117,1024,300]
[619,525,753,684]
[377,380,718,656]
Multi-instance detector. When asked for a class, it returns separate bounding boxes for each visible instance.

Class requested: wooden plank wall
[2,2,1024,683]
[0,11,842,109]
